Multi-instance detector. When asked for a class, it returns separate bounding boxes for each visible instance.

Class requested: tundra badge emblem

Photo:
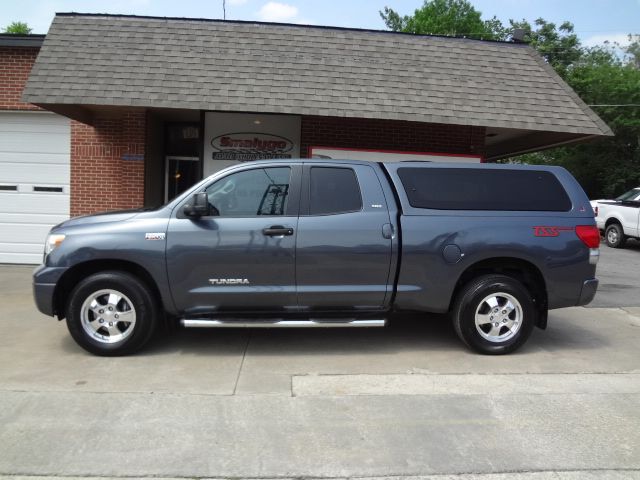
[209,278,250,285]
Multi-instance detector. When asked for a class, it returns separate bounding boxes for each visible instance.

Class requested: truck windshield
[615,188,640,201]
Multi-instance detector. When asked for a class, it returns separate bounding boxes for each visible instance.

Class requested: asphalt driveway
[0,245,639,479]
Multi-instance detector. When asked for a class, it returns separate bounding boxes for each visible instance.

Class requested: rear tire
[452,274,536,355]
[605,223,626,248]
[66,271,158,356]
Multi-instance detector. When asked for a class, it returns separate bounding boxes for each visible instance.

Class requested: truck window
[615,188,640,201]
[309,167,362,215]
[205,167,291,216]
[397,168,572,212]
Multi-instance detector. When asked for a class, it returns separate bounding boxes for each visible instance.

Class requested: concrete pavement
[2,474,640,480]
[0,246,639,478]
[588,239,640,308]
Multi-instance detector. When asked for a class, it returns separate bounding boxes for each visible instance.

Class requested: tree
[3,21,32,35]
[564,45,639,196]
[380,0,507,41]
[625,34,640,69]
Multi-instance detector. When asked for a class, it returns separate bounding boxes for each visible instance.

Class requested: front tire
[605,223,626,248]
[452,274,536,355]
[66,271,158,356]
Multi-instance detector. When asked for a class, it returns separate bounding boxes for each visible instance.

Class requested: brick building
[3,13,612,263]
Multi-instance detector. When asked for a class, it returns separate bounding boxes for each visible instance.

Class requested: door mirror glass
[183,192,215,217]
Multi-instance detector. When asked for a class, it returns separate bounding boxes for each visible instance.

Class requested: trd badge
[145,232,166,240]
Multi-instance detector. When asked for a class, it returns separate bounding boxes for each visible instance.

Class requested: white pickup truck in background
[591,187,640,248]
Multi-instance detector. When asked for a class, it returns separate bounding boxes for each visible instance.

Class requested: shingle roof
[23,13,611,137]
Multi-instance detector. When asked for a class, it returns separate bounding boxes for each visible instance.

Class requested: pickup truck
[591,187,640,248]
[33,160,600,356]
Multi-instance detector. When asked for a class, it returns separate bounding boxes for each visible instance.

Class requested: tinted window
[397,168,572,212]
[205,167,290,216]
[309,167,362,215]
[616,188,640,201]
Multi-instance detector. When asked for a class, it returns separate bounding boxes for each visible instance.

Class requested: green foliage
[3,21,31,35]
[380,0,507,40]
[625,34,640,69]
[568,49,639,197]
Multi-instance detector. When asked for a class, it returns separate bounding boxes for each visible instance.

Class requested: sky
[1,0,638,47]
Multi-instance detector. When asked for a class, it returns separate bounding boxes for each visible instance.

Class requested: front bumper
[33,265,68,317]
[577,278,599,306]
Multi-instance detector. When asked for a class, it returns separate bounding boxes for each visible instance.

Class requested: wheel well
[54,259,163,321]
[605,218,622,229]
[451,257,548,328]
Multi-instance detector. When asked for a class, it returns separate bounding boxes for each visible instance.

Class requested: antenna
[223,0,226,20]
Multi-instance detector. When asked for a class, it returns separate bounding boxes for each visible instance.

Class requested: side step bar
[181,319,386,328]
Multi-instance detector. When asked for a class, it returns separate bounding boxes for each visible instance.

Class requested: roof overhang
[33,103,604,159]
[484,127,602,160]
[0,34,45,48]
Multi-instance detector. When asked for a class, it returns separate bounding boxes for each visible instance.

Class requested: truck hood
[52,209,144,231]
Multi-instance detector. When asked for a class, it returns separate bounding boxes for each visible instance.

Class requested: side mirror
[183,192,212,217]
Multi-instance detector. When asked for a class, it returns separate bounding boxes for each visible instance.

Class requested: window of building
[205,167,291,216]
[309,167,362,215]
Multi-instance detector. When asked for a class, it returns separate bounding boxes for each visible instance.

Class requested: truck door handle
[262,225,294,236]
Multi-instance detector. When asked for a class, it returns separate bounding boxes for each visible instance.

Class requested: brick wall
[301,116,486,159]
[70,110,146,216]
[0,46,41,111]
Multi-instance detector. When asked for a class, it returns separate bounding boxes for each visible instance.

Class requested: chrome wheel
[607,228,618,245]
[474,292,522,343]
[80,289,136,344]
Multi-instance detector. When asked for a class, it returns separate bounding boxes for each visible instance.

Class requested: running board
[181,319,386,328]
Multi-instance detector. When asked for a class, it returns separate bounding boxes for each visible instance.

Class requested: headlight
[45,234,66,256]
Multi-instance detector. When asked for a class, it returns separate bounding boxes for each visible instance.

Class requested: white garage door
[0,111,70,264]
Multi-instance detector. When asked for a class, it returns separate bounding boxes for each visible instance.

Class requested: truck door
[166,165,301,314]
[628,191,640,237]
[618,200,640,238]
[295,163,394,310]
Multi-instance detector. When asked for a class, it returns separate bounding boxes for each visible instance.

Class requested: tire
[605,223,626,248]
[66,271,158,356]
[452,274,536,355]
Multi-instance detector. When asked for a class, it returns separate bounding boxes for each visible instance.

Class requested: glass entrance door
[165,123,201,201]
[165,156,200,202]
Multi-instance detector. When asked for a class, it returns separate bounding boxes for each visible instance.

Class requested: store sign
[210,132,295,160]
[204,112,301,176]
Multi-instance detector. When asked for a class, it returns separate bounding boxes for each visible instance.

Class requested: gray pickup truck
[33,160,600,356]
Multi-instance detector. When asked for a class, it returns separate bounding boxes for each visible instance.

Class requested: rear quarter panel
[397,214,595,312]
[384,163,597,312]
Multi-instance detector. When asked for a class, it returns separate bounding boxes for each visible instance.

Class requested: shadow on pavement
[136,312,608,358]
